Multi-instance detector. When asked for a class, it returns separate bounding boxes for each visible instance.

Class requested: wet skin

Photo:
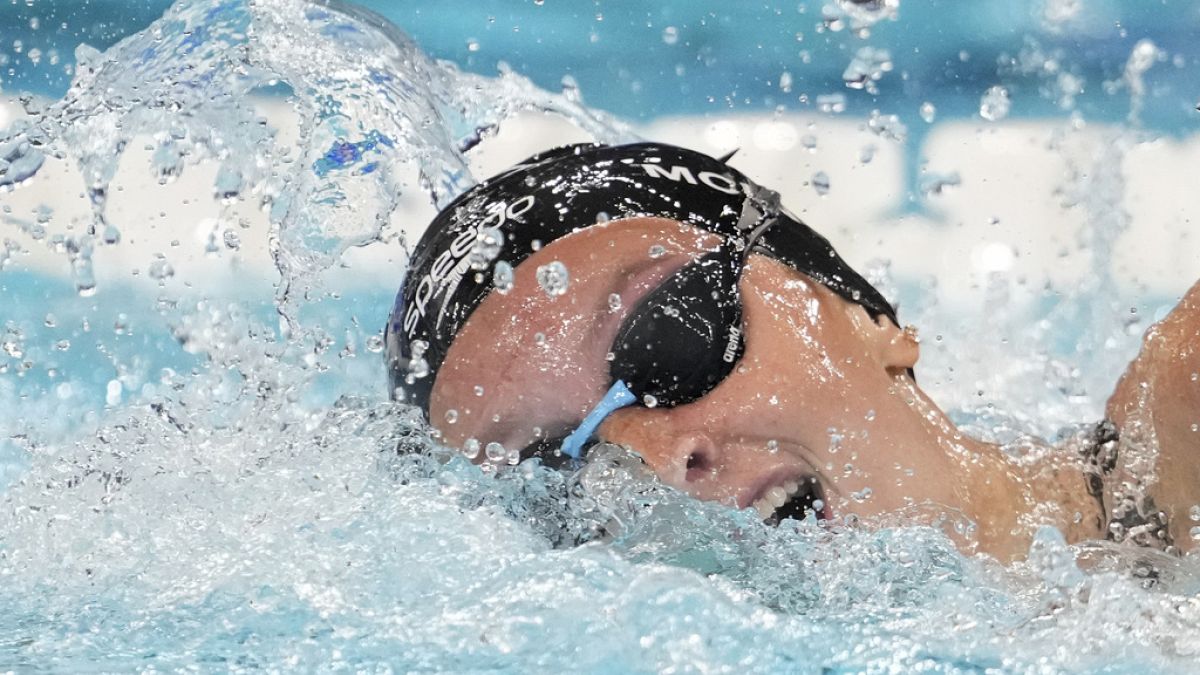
[427,216,1200,562]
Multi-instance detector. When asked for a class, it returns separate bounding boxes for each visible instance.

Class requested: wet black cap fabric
[385,142,898,412]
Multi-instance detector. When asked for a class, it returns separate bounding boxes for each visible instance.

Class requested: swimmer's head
[386,142,948,523]
[387,142,898,410]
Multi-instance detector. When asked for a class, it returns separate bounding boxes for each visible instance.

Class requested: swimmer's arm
[1106,279,1200,548]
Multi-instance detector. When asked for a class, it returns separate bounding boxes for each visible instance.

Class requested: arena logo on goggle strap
[403,195,536,336]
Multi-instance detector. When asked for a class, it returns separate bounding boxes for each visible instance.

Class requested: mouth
[749,475,829,525]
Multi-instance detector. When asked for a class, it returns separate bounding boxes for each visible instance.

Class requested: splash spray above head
[385,142,900,440]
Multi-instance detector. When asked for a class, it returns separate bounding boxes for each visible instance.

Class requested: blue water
[2,0,1200,671]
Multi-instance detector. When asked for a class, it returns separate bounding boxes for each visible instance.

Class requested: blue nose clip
[559,380,637,460]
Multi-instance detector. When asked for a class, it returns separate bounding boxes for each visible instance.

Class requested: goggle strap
[560,380,637,459]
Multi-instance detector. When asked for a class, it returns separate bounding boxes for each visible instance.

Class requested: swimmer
[385,142,1200,562]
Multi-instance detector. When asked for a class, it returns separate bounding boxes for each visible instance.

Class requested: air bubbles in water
[662,26,679,45]
[979,86,1012,121]
[536,260,569,298]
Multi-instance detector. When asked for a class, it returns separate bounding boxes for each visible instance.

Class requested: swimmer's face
[429,217,966,523]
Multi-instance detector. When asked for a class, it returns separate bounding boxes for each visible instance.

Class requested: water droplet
[466,39,480,52]
[979,86,1011,121]
[766,439,779,452]
[469,226,504,270]
[505,447,521,465]
[365,335,384,353]
[852,487,873,502]
[148,254,175,282]
[608,293,622,312]
[865,409,876,421]
[801,134,817,152]
[648,244,666,258]
[223,230,241,250]
[643,394,658,408]
[2,337,22,358]
[779,71,793,93]
[919,101,937,123]
[595,211,611,224]
[485,442,507,462]
[842,47,892,94]
[811,171,831,196]
[444,409,459,424]
[816,93,846,114]
[462,438,481,460]
[867,110,907,142]
[474,385,485,397]
[1190,505,1200,522]
[536,260,569,297]
[405,340,430,382]
[493,260,514,293]
[29,17,39,30]
[919,171,961,197]
[54,339,70,351]
[661,26,679,45]
[859,144,877,164]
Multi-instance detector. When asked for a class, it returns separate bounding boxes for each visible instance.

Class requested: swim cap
[385,142,898,412]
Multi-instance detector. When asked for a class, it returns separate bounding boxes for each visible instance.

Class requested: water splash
[1,0,1200,671]
[2,0,631,326]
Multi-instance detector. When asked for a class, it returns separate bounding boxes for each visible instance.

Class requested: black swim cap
[385,142,898,412]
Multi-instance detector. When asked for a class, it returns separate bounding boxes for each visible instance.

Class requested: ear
[844,303,919,376]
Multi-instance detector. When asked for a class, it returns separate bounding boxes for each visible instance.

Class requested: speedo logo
[640,162,745,195]
[723,325,742,363]
[404,195,535,336]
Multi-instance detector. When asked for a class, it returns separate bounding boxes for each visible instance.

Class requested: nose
[598,410,721,489]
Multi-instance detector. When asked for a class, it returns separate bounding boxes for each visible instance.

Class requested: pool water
[2,0,1200,671]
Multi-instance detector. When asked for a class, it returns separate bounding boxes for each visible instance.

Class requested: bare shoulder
[1106,280,1200,549]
